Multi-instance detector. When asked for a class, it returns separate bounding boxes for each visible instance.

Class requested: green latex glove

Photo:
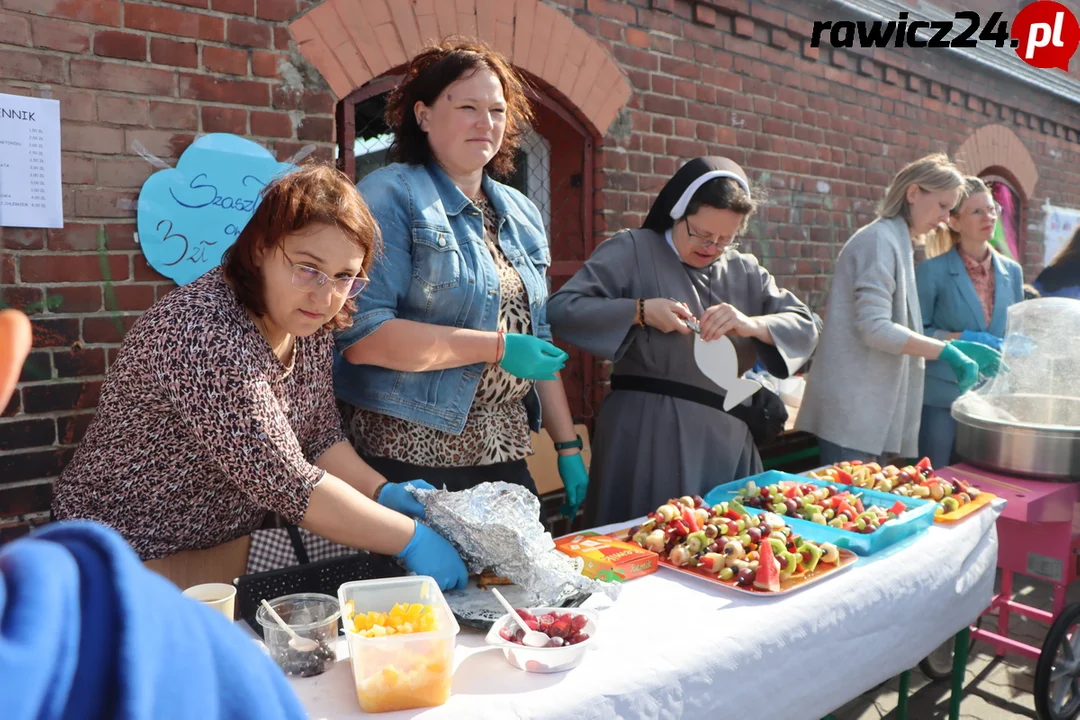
[950,340,1004,378]
[558,453,589,519]
[499,333,568,381]
[938,342,979,394]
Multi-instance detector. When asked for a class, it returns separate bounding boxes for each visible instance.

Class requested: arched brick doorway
[288,0,632,426]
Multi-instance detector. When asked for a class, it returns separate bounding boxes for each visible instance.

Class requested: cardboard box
[555,532,658,582]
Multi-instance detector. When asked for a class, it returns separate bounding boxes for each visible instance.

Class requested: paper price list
[0,93,62,228]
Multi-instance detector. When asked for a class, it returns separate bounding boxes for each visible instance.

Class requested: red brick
[770,28,791,50]
[257,0,298,21]
[28,17,89,52]
[22,381,102,413]
[625,27,649,48]
[74,189,137,218]
[125,3,225,41]
[274,27,289,50]
[303,90,336,115]
[0,47,65,83]
[45,284,102,313]
[251,51,281,77]
[250,110,292,137]
[71,60,175,95]
[202,45,248,74]
[0,449,74,485]
[651,0,674,11]
[103,223,138,251]
[29,317,80,348]
[97,96,150,126]
[0,12,31,46]
[734,16,754,38]
[272,86,301,110]
[62,125,124,154]
[83,316,139,344]
[179,73,269,105]
[2,390,20,418]
[201,106,248,133]
[212,0,254,12]
[585,0,635,24]
[18,352,50,384]
[5,0,121,26]
[50,88,95,122]
[151,37,198,68]
[0,419,55,451]
[57,413,95,445]
[149,101,198,130]
[93,30,146,61]
[97,159,153,188]
[62,156,95,185]
[133,255,166,282]
[297,115,332,141]
[164,0,209,7]
[21,254,129,284]
[53,348,106,377]
[105,283,155,311]
[694,4,716,26]
[1,227,45,250]
[125,129,195,159]
[227,18,272,48]
[47,224,99,252]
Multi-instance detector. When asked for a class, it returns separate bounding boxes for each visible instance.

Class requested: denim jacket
[334,162,552,435]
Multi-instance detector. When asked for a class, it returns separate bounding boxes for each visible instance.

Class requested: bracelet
[496,330,505,363]
[372,481,389,503]
[636,298,647,328]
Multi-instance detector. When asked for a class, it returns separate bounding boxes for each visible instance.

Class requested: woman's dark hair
[223,163,380,332]
[384,36,534,178]
[683,177,759,232]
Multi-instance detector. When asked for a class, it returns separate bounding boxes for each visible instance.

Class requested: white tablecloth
[286,502,1002,720]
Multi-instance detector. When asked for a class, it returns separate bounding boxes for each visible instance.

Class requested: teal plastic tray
[703,470,937,556]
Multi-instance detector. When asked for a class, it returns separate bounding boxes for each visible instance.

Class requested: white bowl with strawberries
[485,607,597,673]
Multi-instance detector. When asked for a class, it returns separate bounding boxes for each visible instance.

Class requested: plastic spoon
[260,598,319,652]
[489,588,550,648]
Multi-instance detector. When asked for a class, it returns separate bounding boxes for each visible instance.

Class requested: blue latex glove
[557,453,589,519]
[951,339,1004,378]
[959,330,1003,352]
[938,342,979,394]
[396,521,468,591]
[499,333,568,381]
[377,480,432,519]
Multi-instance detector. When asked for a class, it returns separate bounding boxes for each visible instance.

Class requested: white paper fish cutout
[693,334,762,411]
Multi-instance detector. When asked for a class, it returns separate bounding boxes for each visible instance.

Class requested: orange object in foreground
[555,532,659,582]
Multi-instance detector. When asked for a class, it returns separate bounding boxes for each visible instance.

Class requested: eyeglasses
[968,203,1003,220]
[282,250,368,298]
[683,217,740,251]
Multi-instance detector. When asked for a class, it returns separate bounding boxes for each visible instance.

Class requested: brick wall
[0,0,335,540]
[2,0,1080,541]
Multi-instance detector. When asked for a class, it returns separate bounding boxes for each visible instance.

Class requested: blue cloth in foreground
[0,521,308,720]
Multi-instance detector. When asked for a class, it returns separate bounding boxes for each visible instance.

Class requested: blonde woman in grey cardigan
[797,154,1003,465]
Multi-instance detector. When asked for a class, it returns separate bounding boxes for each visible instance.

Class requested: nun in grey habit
[547,157,819,525]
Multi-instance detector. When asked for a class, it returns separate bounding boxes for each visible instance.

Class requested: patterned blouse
[349,196,534,467]
[52,267,347,560]
[960,247,995,326]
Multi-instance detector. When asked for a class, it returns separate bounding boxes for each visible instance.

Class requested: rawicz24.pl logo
[810,0,1080,71]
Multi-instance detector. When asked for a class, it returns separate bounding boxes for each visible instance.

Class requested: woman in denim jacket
[335,39,590,517]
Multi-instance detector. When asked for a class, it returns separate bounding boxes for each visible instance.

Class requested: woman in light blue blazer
[916,177,1024,468]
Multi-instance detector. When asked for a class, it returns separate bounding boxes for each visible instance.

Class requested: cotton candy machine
[952,298,1080,480]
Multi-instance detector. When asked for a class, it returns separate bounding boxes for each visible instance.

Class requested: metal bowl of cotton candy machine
[953,393,1080,479]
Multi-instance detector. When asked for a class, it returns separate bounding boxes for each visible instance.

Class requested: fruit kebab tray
[613,495,858,596]
[806,458,997,524]
[703,471,938,556]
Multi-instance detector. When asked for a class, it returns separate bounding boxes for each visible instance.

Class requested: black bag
[727,385,789,446]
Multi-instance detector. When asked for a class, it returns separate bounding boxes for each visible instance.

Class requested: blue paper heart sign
[136,134,295,285]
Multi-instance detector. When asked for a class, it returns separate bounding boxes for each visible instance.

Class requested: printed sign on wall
[136,134,294,285]
[1043,203,1080,266]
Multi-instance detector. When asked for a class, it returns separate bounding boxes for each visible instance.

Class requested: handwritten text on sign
[136,134,294,285]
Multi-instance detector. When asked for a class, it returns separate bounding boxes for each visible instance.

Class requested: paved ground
[833,572,1075,720]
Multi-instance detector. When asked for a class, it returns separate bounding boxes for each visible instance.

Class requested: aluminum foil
[409,482,620,605]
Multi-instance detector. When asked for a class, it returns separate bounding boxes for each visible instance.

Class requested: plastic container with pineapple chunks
[337,576,459,713]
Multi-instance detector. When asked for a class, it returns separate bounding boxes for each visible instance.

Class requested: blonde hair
[922,176,993,259]
[878,153,964,226]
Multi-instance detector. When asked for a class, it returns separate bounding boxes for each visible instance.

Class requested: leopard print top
[350,196,534,466]
[51,267,347,560]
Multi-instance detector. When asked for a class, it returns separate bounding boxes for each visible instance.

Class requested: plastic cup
[182,582,236,620]
[256,593,340,677]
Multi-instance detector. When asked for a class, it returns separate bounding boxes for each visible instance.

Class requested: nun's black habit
[547,157,819,525]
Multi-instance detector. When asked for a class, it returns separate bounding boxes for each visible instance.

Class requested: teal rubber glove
[938,342,980,394]
[395,521,468,591]
[377,480,433,519]
[951,339,1004,378]
[499,333,568,381]
[558,453,589,519]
